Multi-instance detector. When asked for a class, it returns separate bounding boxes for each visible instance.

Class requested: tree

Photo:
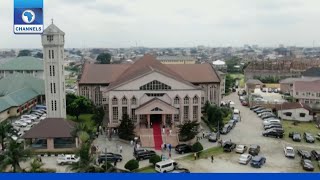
[96,53,111,64]
[0,122,15,150]
[33,52,43,59]
[118,114,135,141]
[92,106,105,126]
[17,49,31,57]
[66,93,78,110]
[192,142,203,152]
[149,155,161,166]
[67,95,93,120]
[124,159,139,172]
[68,142,95,172]
[0,140,32,172]
[29,158,44,172]
[225,74,236,94]
[178,120,199,142]
[202,100,211,114]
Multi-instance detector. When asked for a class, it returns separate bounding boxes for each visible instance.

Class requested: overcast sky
[1,0,320,48]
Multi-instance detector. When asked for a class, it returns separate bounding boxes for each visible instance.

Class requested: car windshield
[240,154,248,159]
[287,149,294,153]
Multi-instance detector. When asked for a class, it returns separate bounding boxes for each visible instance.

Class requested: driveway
[177,91,319,172]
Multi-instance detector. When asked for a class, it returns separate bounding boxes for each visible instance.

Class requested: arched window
[174,96,180,104]
[193,96,198,104]
[131,96,137,105]
[140,80,171,90]
[112,97,118,105]
[81,86,89,99]
[184,96,189,104]
[122,97,127,105]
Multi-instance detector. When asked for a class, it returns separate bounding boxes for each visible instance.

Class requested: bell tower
[41,21,66,118]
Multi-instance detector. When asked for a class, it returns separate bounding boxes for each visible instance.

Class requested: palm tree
[0,122,15,150]
[29,158,44,172]
[0,140,32,172]
[68,142,95,172]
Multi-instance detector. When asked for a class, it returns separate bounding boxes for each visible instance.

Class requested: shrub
[192,142,203,152]
[124,159,139,171]
[149,155,161,166]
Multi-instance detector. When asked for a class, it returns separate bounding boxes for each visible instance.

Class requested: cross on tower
[51,18,54,24]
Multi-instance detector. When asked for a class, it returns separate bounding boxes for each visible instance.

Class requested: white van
[263,119,280,126]
[155,159,177,173]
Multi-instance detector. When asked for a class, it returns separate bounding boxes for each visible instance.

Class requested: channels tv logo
[14,0,44,34]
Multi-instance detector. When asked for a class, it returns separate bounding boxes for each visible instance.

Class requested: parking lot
[177,91,320,172]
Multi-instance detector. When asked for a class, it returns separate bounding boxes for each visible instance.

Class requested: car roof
[252,156,263,160]
[250,144,259,148]
[240,154,250,157]
[286,147,294,150]
[156,159,176,166]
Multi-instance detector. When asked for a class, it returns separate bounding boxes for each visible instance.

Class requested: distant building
[276,102,313,122]
[156,56,196,64]
[293,79,320,106]
[0,74,45,122]
[0,56,44,79]
[212,60,227,72]
[302,67,320,78]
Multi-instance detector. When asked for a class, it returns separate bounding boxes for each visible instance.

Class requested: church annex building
[78,55,222,147]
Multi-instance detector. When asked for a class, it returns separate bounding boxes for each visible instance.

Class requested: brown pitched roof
[276,102,311,111]
[167,64,220,83]
[294,80,320,92]
[79,63,130,84]
[22,118,75,139]
[79,56,221,85]
[106,54,196,90]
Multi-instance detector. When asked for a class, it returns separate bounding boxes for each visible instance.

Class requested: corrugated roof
[22,118,75,138]
[0,56,43,70]
[276,102,311,111]
[0,75,44,112]
[294,80,320,92]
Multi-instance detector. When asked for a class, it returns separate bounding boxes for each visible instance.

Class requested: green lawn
[180,146,224,161]
[67,114,95,130]
[282,120,320,145]
[136,165,156,173]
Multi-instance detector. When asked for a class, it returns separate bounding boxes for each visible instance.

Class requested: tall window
[112,97,118,105]
[53,83,56,93]
[131,96,137,105]
[183,106,189,120]
[174,96,180,104]
[81,87,89,99]
[132,109,137,122]
[184,96,189,104]
[52,50,54,59]
[210,86,213,101]
[51,100,54,111]
[193,106,198,120]
[122,107,128,115]
[112,107,118,121]
[193,96,198,104]
[140,80,171,90]
[54,100,57,111]
[47,35,53,42]
[49,66,52,76]
[50,83,53,93]
[52,65,55,76]
[122,97,127,105]
[94,87,101,106]
[48,50,51,59]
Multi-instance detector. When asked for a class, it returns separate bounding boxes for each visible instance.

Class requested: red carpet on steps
[152,121,163,150]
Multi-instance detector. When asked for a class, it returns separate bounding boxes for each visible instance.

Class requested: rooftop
[294,80,320,92]
[302,67,320,77]
[156,56,196,61]
[276,102,311,111]
[0,56,43,71]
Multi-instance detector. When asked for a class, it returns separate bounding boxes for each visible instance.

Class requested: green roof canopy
[0,56,43,71]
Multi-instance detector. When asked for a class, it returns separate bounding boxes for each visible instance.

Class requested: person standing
[211,155,214,163]
[169,152,171,159]
[114,161,117,167]
[169,129,172,136]
[194,153,197,160]
[119,145,123,153]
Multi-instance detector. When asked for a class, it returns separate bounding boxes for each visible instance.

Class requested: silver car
[239,154,252,165]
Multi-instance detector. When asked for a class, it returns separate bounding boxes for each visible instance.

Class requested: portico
[135,98,179,128]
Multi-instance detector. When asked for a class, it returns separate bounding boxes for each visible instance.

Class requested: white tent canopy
[212,60,226,65]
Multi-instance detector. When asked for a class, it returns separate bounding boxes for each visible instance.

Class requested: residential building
[276,102,313,122]
[156,56,196,64]
[0,56,44,79]
[0,74,44,122]
[292,79,320,106]
[212,60,227,72]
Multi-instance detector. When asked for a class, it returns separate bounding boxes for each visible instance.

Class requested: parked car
[248,145,260,156]
[263,119,281,126]
[220,125,232,134]
[97,153,123,163]
[175,144,192,154]
[311,150,320,161]
[223,142,236,152]
[264,124,282,130]
[284,146,295,158]
[303,132,315,143]
[262,129,284,138]
[259,112,274,118]
[13,121,27,127]
[20,118,32,125]
[56,154,79,165]
[238,154,252,165]
[155,159,177,173]
[261,114,277,120]
[301,158,314,171]
[208,133,218,142]
[289,132,298,138]
[227,120,236,129]
[134,149,156,161]
[232,115,241,122]
[253,107,265,113]
[250,156,266,168]
[250,106,261,110]
[21,115,37,120]
[256,109,272,115]
[292,133,302,142]
[235,145,248,154]
[297,149,312,160]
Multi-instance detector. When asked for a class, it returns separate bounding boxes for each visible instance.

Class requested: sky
[1,0,320,48]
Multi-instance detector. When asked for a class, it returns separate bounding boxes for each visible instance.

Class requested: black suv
[303,132,315,143]
[262,129,284,138]
[297,149,311,160]
[223,142,236,152]
[97,153,122,164]
[134,149,156,161]
[311,150,320,160]
[220,125,231,134]
[264,124,282,130]
[248,145,260,156]
[175,144,192,154]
